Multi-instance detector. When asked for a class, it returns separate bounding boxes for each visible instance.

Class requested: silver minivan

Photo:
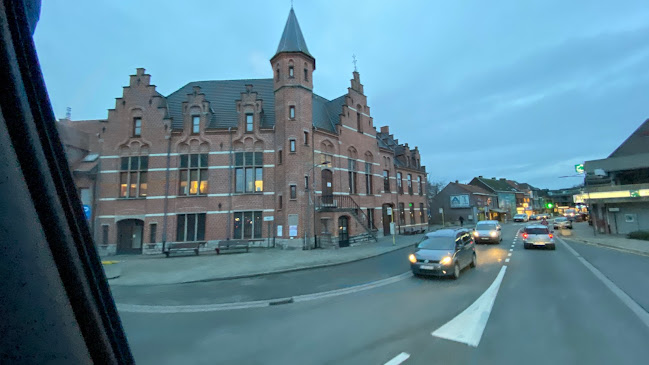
[522,225,556,250]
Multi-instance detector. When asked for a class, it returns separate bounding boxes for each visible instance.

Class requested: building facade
[429,181,498,225]
[62,8,428,255]
[469,177,520,218]
[576,118,649,234]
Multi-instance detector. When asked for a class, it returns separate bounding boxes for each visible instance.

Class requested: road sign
[387,207,392,216]
[83,205,91,220]
[575,164,584,174]
[439,208,443,214]
[630,190,640,198]
[263,216,274,221]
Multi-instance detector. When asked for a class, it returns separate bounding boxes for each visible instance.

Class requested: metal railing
[316,195,378,240]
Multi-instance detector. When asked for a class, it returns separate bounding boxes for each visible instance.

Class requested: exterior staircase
[315,195,378,242]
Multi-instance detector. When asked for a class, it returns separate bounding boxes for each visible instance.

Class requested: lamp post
[305,161,331,250]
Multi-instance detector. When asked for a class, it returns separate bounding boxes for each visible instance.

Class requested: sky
[34,0,649,190]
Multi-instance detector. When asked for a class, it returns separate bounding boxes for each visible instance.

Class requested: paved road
[113,222,649,364]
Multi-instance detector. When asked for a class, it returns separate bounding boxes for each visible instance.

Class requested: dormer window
[246,114,253,132]
[289,66,294,78]
[192,115,200,134]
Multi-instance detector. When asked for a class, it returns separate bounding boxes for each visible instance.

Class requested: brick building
[63,8,428,255]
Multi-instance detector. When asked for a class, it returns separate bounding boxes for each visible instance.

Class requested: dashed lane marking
[508,253,512,257]
[509,249,513,252]
[384,352,410,365]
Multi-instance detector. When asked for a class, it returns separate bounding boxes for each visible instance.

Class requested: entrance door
[382,204,392,236]
[338,216,349,247]
[321,169,333,205]
[117,219,144,254]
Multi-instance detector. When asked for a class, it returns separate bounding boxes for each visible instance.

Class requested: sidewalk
[106,229,437,286]
[562,221,649,256]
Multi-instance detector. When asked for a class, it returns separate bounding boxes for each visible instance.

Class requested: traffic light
[546,202,554,209]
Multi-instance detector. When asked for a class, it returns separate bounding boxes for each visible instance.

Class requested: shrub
[627,231,649,241]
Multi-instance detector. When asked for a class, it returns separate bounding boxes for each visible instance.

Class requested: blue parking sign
[83,205,91,220]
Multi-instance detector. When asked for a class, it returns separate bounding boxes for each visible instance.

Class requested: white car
[513,214,529,222]
[472,220,502,244]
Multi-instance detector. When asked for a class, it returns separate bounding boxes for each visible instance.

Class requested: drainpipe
[312,125,316,249]
[161,129,172,252]
[227,127,233,240]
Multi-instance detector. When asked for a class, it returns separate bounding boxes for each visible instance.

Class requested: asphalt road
[112,222,649,365]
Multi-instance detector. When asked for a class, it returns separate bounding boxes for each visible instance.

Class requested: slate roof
[474,177,520,193]
[275,8,312,58]
[455,183,496,196]
[165,79,275,130]
[312,94,345,133]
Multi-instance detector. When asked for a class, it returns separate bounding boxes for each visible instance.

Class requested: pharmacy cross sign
[575,164,584,174]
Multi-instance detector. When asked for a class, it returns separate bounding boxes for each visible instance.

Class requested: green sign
[630,190,640,198]
[575,164,584,174]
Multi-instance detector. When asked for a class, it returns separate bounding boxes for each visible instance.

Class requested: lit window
[233,211,262,239]
[119,156,148,198]
[179,154,208,195]
[234,152,263,193]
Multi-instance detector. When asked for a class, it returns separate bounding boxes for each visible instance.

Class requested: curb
[568,237,649,257]
[110,240,419,286]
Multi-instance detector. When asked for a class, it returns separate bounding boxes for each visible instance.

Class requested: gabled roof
[165,79,275,130]
[458,183,496,196]
[608,118,649,158]
[472,177,520,193]
[312,94,345,133]
[274,8,312,58]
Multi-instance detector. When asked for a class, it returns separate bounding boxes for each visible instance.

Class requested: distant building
[430,181,498,224]
[60,8,428,255]
[576,118,649,234]
[468,177,520,218]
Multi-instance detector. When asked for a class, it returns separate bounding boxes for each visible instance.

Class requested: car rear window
[525,228,549,234]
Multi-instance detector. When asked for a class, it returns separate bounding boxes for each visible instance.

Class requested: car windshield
[477,224,497,230]
[526,228,550,234]
[417,237,456,250]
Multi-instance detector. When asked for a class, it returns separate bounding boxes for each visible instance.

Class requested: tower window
[289,66,294,78]
[289,139,296,153]
[289,106,295,119]
[304,68,308,81]
[276,69,280,81]
[304,131,309,145]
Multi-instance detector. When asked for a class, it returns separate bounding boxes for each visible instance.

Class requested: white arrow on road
[431,265,507,347]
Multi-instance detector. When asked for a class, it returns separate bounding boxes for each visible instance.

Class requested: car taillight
[522,233,528,239]
[549,233,553,239]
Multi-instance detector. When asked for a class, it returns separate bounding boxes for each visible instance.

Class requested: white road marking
[508,253,512,257]
[117,271,413,313]
[431,266,507,347]
[384,352,410,365]
[505,258,510,263]
[557,237,649,330]
[509,249,513,252]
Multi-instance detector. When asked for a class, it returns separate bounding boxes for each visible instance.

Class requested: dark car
[409,228,476,279]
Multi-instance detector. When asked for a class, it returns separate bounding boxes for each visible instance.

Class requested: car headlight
[473,231,479,237]
[440,256,452,265]
[490,231,497,237]
[408,254,417,263]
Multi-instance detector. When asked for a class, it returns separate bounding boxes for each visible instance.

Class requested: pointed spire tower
[271,7,315,91]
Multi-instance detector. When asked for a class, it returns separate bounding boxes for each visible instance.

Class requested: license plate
[533,242,546,245]
[420,265,436,270]
[481,237,490,240]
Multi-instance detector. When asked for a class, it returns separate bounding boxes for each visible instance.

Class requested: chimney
[478,176,483,178]
[380,126,389,134]
[455,180,459,183]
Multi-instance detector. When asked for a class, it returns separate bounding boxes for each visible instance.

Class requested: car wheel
[524,242,530,249]
[470,253,477,268]
[548,244,556,250]
[451,263,461,280]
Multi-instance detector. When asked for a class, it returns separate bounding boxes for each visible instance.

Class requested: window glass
[246,114,253,132]
[192,115,200,133]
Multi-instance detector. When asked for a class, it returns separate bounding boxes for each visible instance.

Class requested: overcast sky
[34,0,649,189]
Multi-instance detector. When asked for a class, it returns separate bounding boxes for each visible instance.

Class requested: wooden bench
[215,239,250,255]
[163,241,205,258]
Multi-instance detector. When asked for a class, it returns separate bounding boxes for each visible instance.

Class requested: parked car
[513,214,529,222]
[473,220,502,244]
[553,217,572,229]
[522,225,556,250]
[539,213,551,219]
[409,228,476,279]
[529,214,539,221]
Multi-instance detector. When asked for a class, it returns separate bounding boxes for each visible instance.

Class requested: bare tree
[427,179,446,198]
